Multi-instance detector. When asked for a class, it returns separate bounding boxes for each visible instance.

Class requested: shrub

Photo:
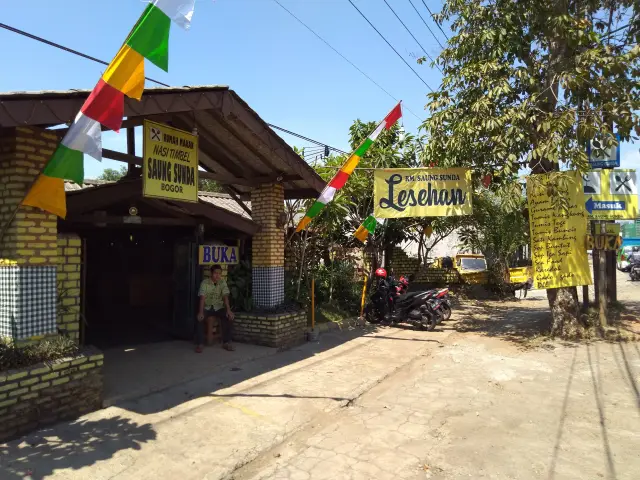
[0,335,79,372]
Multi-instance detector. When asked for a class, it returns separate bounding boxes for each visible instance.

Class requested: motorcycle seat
[396,292,420,303]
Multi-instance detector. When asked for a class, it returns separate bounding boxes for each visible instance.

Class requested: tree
[97,166,127,181]
[421,0,640,337]
[313,120,421,272]
[457,190,529,285]
[199,179,223,192]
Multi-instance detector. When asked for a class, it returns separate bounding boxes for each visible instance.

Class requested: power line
[271,0,423,121]
[267,124,349,155]
[407,1,446,52]
[346,0,435,92]
[382,0,442,73]
[0,21,353,155]
[0,22,170,87]
[419,0,449,41]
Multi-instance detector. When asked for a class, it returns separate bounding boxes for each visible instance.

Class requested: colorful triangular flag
[22,0,196,218]
[297,102,403,232]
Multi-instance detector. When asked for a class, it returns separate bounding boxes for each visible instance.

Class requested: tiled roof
[64,180,251,219]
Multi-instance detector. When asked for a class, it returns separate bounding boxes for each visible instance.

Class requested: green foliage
[0,336,79,372]
[307,122,425,263]
[199,179,223,192]
[286,259,363,313]
[457,190,529,283]
[97,166,127,181]
[227,260,253,312]
[422,0,640,194]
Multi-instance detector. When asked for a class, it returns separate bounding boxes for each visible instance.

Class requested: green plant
[227,260,253,312]
[0,336,79,372]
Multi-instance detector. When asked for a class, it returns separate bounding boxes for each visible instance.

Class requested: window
[459,257,487,271]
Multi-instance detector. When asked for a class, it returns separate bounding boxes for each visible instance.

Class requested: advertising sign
[527,172,592,289]
[587,135,620,169]
[582,169,638,220]
[374,168,473,218]
[586,234,622,251]
[143,120,199,203]
[198,245,239,265]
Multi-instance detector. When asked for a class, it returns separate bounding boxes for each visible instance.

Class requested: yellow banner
[374,168,473,218]
[527,172,592,289]
[582,169,638,220]
[198,245,239,265]
[143,120,199,202]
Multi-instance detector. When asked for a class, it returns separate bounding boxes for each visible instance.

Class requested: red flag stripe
[328,170,350,190]
[383,102,402,129]
[81,79,125,132]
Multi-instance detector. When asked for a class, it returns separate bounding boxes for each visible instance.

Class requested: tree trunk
[547,287,586,338]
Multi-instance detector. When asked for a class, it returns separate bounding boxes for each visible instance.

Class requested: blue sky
[0,0,638,179]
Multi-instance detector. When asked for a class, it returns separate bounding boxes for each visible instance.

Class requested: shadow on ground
[0,416,155,480]
[451,296,553,347]
[118,324,383,416]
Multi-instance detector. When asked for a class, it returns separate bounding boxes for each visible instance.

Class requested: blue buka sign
[198,245,239,265]
[587,135,620,169]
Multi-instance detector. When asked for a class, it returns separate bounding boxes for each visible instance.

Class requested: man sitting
[195,265,235,353]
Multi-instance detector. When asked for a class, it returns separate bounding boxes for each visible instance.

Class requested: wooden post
[126,127,136,176]
[582,285,589,310]
[598,221,608,327]
[360,275,368,318]
[311,277,315,330]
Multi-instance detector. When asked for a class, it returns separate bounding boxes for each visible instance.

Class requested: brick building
[0,87,323,363]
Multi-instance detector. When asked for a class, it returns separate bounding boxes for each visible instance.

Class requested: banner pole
[359,274,368,319]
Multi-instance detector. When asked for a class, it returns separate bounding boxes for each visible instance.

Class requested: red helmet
[399,276,409,287]
[375,268,387,278]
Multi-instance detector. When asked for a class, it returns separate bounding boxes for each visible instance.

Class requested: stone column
[0,127,60,342]
[250,183,285,308]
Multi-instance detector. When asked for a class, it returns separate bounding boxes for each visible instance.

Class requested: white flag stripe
[153,0,195,30]
[61,112,102,161]
[368,122,385,141]
[318,186,337,204]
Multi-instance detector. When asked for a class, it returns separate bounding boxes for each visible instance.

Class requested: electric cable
[346,0,435,92]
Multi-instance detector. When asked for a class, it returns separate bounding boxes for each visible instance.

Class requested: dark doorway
[84,227,195,349]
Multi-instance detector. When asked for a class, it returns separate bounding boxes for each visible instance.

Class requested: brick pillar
[251,183,285,308]
[0,127,61,341]
[57,234,83,342]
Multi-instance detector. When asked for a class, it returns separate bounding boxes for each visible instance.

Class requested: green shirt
[198,278,230,310]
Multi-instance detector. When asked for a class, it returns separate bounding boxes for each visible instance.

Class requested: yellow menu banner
[143,119,199,203]
[374,168,473,218]
[527,172,592,289]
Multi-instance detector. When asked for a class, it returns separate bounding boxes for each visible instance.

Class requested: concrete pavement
[0,325,451,479]
[2,282,639,480]
[235,304,640,480]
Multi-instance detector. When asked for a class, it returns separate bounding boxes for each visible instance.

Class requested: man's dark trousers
[195,309,232,344]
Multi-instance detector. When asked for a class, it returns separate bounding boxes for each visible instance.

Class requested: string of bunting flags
[296,102,403,232]
[22,0,196,218]
[354,215,381,242]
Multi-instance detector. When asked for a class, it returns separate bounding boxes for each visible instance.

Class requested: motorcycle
[630,263,640,281]
[364,277,450,331]
[393,275,452,322]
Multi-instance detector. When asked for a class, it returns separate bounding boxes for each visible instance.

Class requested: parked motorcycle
[364,269,450,331]
[630,263,640,281]
[392,274,452,321]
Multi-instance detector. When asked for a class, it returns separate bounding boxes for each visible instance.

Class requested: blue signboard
[587,134,620,169]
